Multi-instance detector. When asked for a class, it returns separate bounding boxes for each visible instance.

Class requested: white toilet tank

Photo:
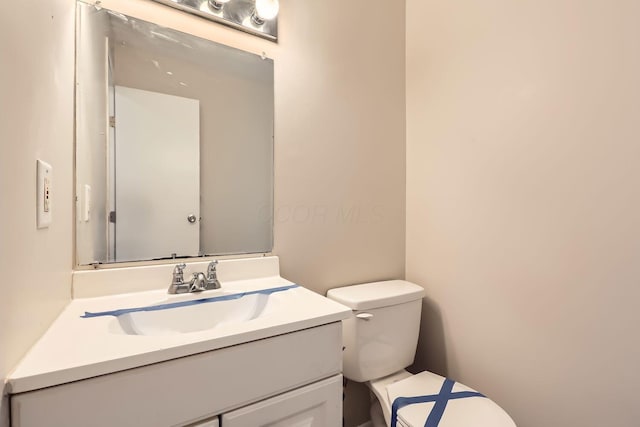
[326,280,425,383]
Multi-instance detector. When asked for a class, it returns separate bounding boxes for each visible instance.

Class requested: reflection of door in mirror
[113,86,200,262]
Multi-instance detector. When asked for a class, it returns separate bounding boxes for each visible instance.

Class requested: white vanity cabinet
[10,323,343,427]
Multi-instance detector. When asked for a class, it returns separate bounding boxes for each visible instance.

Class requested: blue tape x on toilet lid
[387,371,516,427]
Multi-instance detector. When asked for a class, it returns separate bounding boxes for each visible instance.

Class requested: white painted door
[114,86,200,262]
[221,375,342,427]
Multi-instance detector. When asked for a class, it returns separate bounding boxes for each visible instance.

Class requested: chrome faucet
[167,261,222,294]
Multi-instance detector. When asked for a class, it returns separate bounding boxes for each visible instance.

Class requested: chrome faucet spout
[189,272,207,292]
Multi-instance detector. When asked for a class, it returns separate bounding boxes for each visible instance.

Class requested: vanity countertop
[7,262,351,394]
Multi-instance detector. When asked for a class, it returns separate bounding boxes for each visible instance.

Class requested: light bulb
[254,0,279,22]
[208,0,230,10]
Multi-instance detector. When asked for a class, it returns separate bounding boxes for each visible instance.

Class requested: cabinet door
[190,417,219,427]
[222,375,342,427]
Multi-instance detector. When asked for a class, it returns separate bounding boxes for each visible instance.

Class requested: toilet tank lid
[326,280,425,310]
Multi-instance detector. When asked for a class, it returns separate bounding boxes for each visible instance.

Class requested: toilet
[327,280,516,427]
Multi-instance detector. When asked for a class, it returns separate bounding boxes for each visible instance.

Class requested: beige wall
[272,0,406,298]
[406,1,640,426]
[274,5,406,423]
[0,0,75,425]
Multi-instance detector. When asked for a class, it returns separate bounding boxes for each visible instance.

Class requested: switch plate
[37,160,52,229]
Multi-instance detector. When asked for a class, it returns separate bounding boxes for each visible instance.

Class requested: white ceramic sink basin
[114,291,275,336]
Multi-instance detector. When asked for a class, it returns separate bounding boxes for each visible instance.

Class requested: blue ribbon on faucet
[391,378,486,427]
[81,284,299,318]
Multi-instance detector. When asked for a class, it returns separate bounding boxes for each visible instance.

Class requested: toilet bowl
[327,280,516,427]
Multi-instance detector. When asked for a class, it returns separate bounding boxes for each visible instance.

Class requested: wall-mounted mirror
[75,1,274,266]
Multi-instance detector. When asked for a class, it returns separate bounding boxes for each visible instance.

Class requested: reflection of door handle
[187,214,197,224]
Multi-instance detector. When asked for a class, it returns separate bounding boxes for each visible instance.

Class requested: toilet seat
[369,371,516,427]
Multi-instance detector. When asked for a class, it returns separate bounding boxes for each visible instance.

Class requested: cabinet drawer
[222,375,342,427]
[11,323,342,427]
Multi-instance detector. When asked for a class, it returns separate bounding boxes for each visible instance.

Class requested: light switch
[83,184,91,222]
[44,177,51,212]
[37,160,52,229]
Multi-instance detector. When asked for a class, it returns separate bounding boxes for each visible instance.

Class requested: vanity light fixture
[252,0,280,25]
[208,0,230,11]
[151,0,278,41]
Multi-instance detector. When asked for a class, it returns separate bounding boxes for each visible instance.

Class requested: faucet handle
[206,260,221,289]
[172,263,187,284]
[207,260,218,279]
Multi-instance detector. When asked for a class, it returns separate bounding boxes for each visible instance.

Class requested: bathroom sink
[7,256,353,396]
[114,292,275,336]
